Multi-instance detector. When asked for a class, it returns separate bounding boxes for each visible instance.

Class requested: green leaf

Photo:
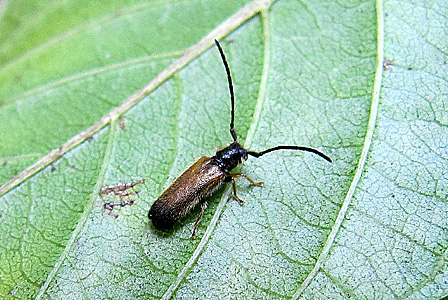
[0,0,446,299]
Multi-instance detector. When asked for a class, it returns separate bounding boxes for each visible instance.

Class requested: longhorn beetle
[148,39,332,238]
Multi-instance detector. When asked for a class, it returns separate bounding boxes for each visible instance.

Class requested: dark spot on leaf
[383,58,394,71]
[119,119,127,130]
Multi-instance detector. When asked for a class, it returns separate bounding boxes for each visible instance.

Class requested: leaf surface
[0,0,447,299]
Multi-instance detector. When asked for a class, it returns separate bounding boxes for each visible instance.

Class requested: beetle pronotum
[148,39,332,237]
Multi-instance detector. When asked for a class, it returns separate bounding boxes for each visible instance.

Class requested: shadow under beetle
[148,39,332,238]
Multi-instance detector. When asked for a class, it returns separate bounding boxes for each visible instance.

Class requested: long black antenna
[248,146,332,163]
[214,39,332,164]
[215,39,237,142]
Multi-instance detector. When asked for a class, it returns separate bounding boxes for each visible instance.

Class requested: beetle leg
[231,178,245,205]
[228,173,264,187]
[226,173,264,206]
[191,202,208,239]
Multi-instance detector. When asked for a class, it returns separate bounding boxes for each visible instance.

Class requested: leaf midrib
[0,1,274,298]
[0,0,270,198]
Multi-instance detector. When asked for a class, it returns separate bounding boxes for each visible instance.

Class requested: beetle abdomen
[147,200,183,229]
[148,156,225,229]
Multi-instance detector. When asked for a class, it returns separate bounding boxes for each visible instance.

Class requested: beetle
[148,39,332,237]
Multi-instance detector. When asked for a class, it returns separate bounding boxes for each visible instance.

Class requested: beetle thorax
[211,141,248,173]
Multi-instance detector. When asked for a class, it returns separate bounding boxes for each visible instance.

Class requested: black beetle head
[212,142,248,173]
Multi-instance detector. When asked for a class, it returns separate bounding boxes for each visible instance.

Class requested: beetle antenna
[215,39,237,142]
[248,146,332,163]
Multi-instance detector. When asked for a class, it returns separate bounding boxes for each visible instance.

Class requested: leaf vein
[35,120,118,299]
[292,0,385,297]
